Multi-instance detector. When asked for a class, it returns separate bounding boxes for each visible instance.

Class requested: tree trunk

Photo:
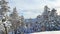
[14,29,17,34]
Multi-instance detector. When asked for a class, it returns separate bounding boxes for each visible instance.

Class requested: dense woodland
[0,0,60,34]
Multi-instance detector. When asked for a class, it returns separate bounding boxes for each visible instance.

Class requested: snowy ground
[30,31,60,34]
[8,31,60,34]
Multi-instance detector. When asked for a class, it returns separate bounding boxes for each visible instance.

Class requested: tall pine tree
[0,0,10,34]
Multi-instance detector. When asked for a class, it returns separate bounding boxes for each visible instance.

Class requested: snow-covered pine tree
[0,0,10,16]
[48,8,60,31]
[41,6,50,31]
[10,7,18,19]
[10,7,21,34]
[0,0,10,34]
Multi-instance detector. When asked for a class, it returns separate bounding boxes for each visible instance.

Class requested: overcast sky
[7,0,60,19]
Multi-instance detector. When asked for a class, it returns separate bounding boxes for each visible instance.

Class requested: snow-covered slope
[31,31,60,34]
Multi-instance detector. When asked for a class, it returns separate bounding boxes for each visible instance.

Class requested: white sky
[7,0,60,19]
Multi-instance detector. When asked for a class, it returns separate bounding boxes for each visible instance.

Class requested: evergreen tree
[10,7,20,34]
[0,0,10,16]
[20,15,25,26]
[10,7,18,19]
[0,0,10,34]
